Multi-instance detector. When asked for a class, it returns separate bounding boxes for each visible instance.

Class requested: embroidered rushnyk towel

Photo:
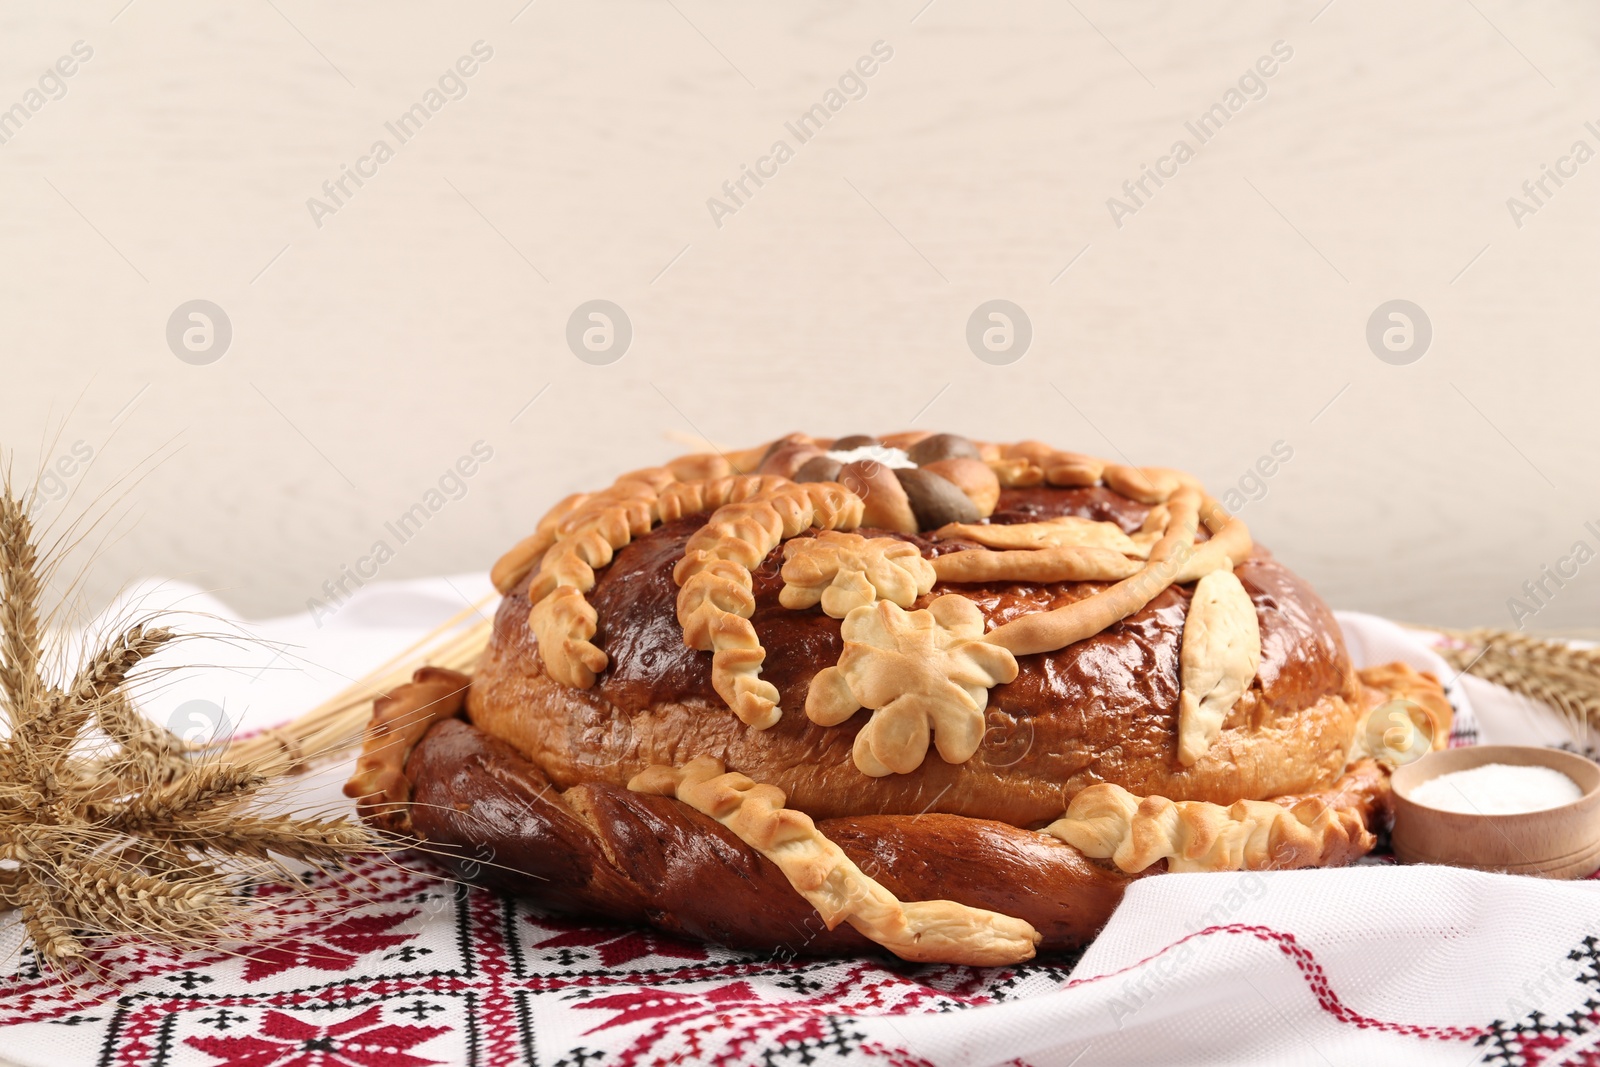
[0,581,1596,1067]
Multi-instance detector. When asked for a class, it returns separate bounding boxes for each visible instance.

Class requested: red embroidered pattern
[1068,924,1485,1042]
[0,857,1566,1066]
[187,1004,449,1067]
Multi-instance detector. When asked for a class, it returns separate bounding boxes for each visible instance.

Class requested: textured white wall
[3,1,1597,633]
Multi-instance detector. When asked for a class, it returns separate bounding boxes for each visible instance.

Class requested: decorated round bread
[347,432,1453,966]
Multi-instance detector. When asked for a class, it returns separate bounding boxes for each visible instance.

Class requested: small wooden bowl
[1391,745,1600,879]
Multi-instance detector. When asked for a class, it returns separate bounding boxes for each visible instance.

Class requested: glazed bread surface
[467,486,1364,824]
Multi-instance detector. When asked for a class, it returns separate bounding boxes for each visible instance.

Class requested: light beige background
[3,1,1598,632]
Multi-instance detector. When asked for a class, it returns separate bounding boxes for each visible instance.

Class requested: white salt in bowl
[1391,745,1600,879]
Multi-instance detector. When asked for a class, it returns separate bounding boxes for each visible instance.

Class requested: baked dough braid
[674,482,864,728]
[496,458,734,590]
[342,666,470,831]
[1173,495,1254,583]
[529,587,607,688]
[657,474,791,523]
[932,546,1142,585]
[985,441,1107,489]
[520,486,661,685]
[664,452,737,483]
[490,492,590,595]
[496,460,779,690]
[1102,464,1199,505]
[1045,782,1374,874]
[932,515,1150,557]
[977,486,1255,660]
[531,492,657,599]
[630,756,1040,966]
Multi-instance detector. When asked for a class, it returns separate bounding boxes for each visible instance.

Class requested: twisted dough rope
[948,460,1261,766]
[966,442,1253,589]
[1044,781,1373,874]
[534,471,800,687]
[673,482,864,728]
[981,485,1201,656]
[629,756,1039,965]
[981,442,1105,489]
[489,448,795,688]
[493,451,770,592]
[978,439,1202,502]
[968,484,1260,765]
[932,545,1143,585]
[343,666,471,833]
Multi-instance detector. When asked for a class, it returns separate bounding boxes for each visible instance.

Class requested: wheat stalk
[56,863,236,940]
[0,493,42,723]
[0,477,391,974]
[220,605,492,775]
[1429,625,1600,743]
[93,692,191,789]
[101,762,265,831]
[18,879,84,963]
[67,625,172,709]
[174,815,379,864]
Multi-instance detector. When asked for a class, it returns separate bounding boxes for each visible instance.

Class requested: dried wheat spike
[68,625,173,710]
[0,493,42,721]
[0,475,388,974]
[19,878,85,965]
[104,762,266,832]
[1434,627,1600,737]
[178,815,380,864]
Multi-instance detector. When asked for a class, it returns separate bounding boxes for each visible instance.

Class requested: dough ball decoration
[351,431,1454,968]
[763,431,996,533]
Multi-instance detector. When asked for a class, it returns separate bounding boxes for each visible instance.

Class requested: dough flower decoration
[779,531,936,618]
[806,596,1018,776]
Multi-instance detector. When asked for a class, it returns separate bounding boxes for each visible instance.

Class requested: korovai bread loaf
[347,432,1450,965]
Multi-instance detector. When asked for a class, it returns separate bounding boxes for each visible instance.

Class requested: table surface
[2,1,1598,632]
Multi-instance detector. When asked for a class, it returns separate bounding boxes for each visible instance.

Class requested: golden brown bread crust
[628,756,1042,964]
[400,719,1393,956]
[467,486,1365,824]
[406,717,1140,953]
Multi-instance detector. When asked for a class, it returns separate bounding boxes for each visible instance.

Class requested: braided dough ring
[629,755,1040,964]
[367,712,1395,961]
